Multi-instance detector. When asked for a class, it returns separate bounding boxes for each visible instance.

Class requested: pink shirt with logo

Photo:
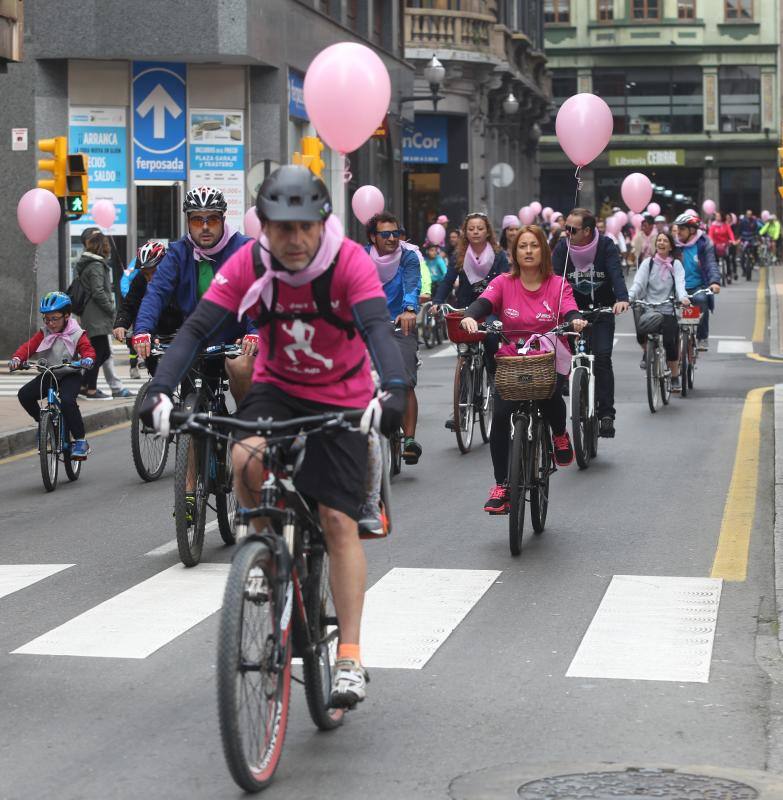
[478,273,579,374]
[203,238,385,407]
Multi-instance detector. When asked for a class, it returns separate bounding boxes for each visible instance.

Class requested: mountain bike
[170,406,373,793]
[16,360,86,492]
[632,300,672,413]
[677,289,712,398]
[420,300,443,349]
[740,238,757,281]
[714,245,732,287]
[173,343,241,566]
[443,304,493,453]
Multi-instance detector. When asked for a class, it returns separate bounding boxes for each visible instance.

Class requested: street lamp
[502,92,520,116]
[399,54,446,111]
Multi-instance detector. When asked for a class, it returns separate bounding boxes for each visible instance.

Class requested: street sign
[132,61,186,180]
[490,162,514,188]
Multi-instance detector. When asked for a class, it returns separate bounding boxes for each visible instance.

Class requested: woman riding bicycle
[459,225,586,514]
[628,232,690,393]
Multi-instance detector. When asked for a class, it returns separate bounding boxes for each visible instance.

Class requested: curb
[776,386,783,658]
[769,266,782,360]
[0,402,134,459]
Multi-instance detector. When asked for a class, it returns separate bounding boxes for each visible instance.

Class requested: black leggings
[83,335,112,390]
[489,374,567,484]
[636,314,679,362]
[18,372,85,439]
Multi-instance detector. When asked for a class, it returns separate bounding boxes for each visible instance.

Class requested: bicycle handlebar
[14,359,84,373]
[170,408,365,435]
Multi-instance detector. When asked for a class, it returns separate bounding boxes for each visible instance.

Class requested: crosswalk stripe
[0,564,73,600]
[566,575,722,683]
[13,564,230,659]
[144,517,224,557]
[429,345,457,358]
[717,340,754,354]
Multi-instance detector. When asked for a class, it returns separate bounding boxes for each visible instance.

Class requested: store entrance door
[406,172,441,244]
[135,182,183,251]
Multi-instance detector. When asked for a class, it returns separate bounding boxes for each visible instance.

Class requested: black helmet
[256,165,332,222]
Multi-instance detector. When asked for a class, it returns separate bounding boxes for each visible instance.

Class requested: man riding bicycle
[737,209,761,276]
[141,166,408,708]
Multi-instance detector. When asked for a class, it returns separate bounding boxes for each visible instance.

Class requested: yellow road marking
[746,353,783,364]
[710,386,772,581]
[752,267,768,343]
[0,421,130,466]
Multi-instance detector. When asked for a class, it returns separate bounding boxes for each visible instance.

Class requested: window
[541,69,578,134]
[719,66,760,132]
[544,0,570,24]
[597,0,614,22]
[725,0,753,19]
[678,0,696,18]
[632,0,660,19]
[720,167,760,214]
[347,0,359,31]
[372,0,384,45]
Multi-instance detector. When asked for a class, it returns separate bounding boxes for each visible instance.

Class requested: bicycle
[739,238,757,281]
[631,300,672,413]
[419,300,442,350]
[677,289,712,398]
[442,304,493,453]
[170,405,382,793]
[16,360,86,492]
[714,246,732,287]
[173,343,241,566]
[569,306,613,469]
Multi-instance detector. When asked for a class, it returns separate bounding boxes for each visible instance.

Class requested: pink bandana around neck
[368,244,403,285]
[188,224,233,263]
[237,214,344,320]
[653,253,674,279]
[37,317,80,357]
[568,230,600,272]
[462,242,494,285]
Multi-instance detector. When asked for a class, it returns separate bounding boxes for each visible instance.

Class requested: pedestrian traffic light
[37,136,67,196]
[292,136,326,179]
[64,153,88,218]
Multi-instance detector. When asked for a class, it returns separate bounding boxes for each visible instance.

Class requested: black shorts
[234,383,368,521]
[393,329,418,388]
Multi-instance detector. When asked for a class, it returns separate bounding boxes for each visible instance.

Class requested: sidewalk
[769,264,783,358]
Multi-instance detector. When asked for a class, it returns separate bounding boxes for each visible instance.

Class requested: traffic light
[292,136,326,178]
[37,136,67,196]
[64,153,88,218]
[778,148,783,200]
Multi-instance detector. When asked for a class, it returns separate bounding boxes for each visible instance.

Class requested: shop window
[541,69,578,134]
[632,0,659,19]
[720,167,760,215]
[544,0,570,24]
[719,66,760,133]
[725,0,753,20]
[678,0,696,18]
[597,0,613,22]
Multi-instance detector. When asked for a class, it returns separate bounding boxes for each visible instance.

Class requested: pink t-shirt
[479,273,579,374]
[203,238,385,407]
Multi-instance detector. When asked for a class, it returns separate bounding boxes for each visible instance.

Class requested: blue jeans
[590,315,616,419]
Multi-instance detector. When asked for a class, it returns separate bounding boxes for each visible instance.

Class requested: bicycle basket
[678,305,701,325]
[445,312,485,344]
[495,351,556,401]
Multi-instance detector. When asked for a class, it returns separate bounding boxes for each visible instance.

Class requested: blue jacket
[433,249,509,307]
[680,232,720,291]
[552,234,628,310]
[135,232,254,339]
[364,245,422,320]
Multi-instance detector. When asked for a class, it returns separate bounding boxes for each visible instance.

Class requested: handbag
[635,307,664,335]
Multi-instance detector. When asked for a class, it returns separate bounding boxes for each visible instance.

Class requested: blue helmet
[39,291,72,314]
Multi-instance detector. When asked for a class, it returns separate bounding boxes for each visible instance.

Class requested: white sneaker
[330,658,369,708]
[358,504,385,537]
[697,339,708,352]
[129,366,141,379]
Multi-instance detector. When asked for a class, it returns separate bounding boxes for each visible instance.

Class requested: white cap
[654,215,666,222]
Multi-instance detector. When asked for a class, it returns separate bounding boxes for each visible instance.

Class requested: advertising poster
[188,110,245,233]
[68,106,128,235]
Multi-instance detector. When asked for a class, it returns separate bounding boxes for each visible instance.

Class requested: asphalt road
[0,276,780,799]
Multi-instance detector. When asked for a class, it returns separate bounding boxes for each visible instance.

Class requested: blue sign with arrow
[133,61,187,180]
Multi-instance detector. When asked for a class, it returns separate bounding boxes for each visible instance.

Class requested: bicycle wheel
[571,367,590,469]
[720,257,727,287]
[660,348,672,406]
[131,380,169,482]
[422,307,435,349]
[530,419,551,534]
[679,330,689,398]
[453,356,475,453]
[302,543,345,731]
[645,339,660,413]
[62,429,82,482]
[217,538,291,793]
[687,333,696,389]
[216,438,237,546]
[389,428,402,478]
[508,416,527,557]
[174,393,209,567]
[478,361,493,443]
[38,411,59,492]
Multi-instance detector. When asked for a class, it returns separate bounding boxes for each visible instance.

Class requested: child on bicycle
[9,292,96,459]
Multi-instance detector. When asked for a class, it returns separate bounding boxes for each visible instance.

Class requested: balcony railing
[405,8,494,52]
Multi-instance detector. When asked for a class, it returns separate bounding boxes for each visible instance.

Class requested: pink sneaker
[552,432,574,467]
[483,484,509,514]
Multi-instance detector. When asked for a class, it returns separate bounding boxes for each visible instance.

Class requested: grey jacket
[76,252,116,337]
[628,256,687,314]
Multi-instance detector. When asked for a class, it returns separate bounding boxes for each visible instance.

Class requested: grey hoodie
[628,256,687,315]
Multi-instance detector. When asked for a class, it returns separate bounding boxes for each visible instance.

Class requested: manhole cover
[516,768,758,799]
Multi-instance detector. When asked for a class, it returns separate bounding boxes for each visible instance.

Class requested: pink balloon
[92,199,116,229]
[427,223,446,246]
[621,173,653,213]
[542,206,553,222]
[244,207,261,239]
[702,199,716,216]
[647,202,661,217]
[351,185,385,225]
[684,208,697,216]
[729,213,738,225]
[529,201,542,216]
[632,213,644,230]
[437,214,448,225]
[17,188,61,245]
[304,43,391,154]
[762,209,771,221]
[551,211,563,223]
[555,93,614,167]
[518,206,535,225]
[605,216,621,235]
[613,211,628,227]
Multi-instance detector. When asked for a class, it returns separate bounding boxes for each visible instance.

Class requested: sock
[337,643,361,663]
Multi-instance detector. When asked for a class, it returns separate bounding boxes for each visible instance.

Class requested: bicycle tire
[174,393,208,567]
[571,367,590,469]
[302,544,345,731]
[62,429,82,483]
[217,538,291,792]
[687,334,696,389]
[131,380,169,482]
[645,339,660,413]
[422,307,435,349]
[389,428,402,478]
[454,356,475,453]
[508,416,527,556]
[530,418,550,534]
[478,361,493,443]
[660,342,671,406]
[215,437,237,546]
[38,411,58,492]
[679,330,689,398]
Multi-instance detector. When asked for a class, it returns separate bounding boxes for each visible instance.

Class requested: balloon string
[573,165,583,208]
[343,155,352,185]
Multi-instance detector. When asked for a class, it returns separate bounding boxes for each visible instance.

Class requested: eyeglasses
[564,225,582,234]
[188,214,223,227]
[376,230,402,239]
[43,314,64,323]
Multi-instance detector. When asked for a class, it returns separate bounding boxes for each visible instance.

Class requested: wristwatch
[404,305,416,313]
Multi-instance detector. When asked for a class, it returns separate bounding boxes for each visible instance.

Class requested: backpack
[66,272,91,316]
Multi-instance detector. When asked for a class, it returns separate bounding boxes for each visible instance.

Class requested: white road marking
[566,575,722,683]
[360,567,500,669]
[144,517,222,556]
[613,338,618,347]
[429,345,458,359]
[614,333,746,340]
[0,564,73,600]
[13,563,230,659]
[717,340,753,354]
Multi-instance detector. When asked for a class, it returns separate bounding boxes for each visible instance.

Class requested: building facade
[539,0,779,220]
[403,1,550,241]
[0,0,414,353]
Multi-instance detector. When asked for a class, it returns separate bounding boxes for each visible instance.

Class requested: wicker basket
[445,311,485,344]
[495,352,557,401]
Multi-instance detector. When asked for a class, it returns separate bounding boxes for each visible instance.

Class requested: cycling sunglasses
[564,225,582,234]
[376,229,403,239]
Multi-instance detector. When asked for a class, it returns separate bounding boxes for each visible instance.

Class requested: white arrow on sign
[137,84,182,140]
